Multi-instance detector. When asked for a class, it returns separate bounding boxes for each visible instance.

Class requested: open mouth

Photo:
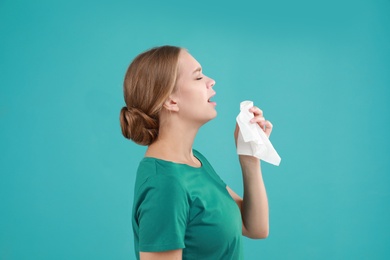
[208,94,217,105]
[208,93,216,102]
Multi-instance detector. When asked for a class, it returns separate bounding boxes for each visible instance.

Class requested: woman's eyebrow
[192,67,202,74]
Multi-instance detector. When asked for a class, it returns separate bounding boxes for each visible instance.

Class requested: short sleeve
[135,175,189,252]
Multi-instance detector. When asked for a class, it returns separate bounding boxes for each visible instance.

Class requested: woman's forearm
[239,155,269,239]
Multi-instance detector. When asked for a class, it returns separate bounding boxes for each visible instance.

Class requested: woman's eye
[196,77,203,80]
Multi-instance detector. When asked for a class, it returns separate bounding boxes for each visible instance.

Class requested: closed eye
[196,77,203,80]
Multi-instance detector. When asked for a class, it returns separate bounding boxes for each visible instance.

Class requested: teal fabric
[132,150,243,260]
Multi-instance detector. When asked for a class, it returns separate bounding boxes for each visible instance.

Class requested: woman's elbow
[258,229,269,239]
[244,227,269,239]
[252,230,269,239]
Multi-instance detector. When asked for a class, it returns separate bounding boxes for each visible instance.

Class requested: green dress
[132,150,243,260]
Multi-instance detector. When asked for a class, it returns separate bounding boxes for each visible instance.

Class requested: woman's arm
[227,106,272,239]
[227,158,269,239]
[140,249,182,260]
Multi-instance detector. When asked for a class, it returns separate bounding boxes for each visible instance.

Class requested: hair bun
[120,106,159,146]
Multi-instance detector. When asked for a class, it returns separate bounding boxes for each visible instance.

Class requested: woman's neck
[145,121,201,167]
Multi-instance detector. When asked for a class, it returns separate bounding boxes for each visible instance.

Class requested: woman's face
[172,50,217,125]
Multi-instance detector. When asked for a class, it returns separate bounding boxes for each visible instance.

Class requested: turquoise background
[1,0,389,259]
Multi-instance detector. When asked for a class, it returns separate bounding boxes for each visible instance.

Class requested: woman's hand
[234,106,273,146]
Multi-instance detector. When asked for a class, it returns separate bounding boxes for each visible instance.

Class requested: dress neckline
[143,150,203,169]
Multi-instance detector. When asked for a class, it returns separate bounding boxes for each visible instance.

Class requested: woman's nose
[208,78,216,89]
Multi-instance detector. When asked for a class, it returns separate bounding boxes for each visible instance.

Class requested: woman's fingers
[249,106,263,117]
[249,106,273,138]
[263,120,273,137]
[250,116,265,124]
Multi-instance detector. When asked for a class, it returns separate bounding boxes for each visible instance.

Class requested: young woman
[120,46,272,260]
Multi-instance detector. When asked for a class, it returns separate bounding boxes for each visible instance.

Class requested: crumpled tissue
[236,100,281,166]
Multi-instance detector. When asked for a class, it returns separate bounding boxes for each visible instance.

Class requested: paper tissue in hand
[236,100,281,166]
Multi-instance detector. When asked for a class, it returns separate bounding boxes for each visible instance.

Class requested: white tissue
[236,100,281,166]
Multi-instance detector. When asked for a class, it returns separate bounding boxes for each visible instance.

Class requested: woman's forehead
[178,51,201,74]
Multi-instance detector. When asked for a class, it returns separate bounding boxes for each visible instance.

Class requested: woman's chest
[184,179,242,256]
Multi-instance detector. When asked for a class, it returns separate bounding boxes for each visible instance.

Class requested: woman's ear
[163,96,179,112]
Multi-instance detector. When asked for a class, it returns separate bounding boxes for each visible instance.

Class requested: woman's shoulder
[134,157,186,193]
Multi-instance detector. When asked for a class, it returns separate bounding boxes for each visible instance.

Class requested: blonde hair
[119,46,182,145]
